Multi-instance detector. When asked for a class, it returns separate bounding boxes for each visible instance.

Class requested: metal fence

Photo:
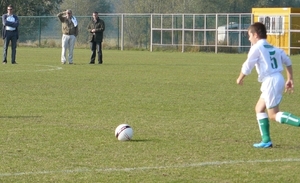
[150,13,252,53]
[2,13,300,54]
[13,14,153,50]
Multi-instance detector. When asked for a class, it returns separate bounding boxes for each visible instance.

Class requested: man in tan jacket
[57,9,78,64]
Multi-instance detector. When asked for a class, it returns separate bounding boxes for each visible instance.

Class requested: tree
[59,0,111,15]
[1,0,63,43]
[0,0,62,15]
[110,0,300,14]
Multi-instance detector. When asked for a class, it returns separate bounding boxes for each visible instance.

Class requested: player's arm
[5,15,19,27]
[2,15,7,26]
[57,12,65,22]
[236,47,258,85]
[237,72,246,85]
[281,49,294,93]
[94,20,105,32]
[285,65,294,93]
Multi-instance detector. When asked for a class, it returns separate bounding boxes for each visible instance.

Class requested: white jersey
[241,39,292,82]
[5,15,16,31]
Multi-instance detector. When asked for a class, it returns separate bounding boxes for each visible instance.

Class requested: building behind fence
[1,13,300,54]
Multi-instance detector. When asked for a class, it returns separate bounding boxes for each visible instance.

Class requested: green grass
[1,47,300,182]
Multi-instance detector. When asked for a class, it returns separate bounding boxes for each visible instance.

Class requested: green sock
[257,118,271,143]
[278,112,300,127]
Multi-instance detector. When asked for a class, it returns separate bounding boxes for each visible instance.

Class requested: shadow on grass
[129,139,153,142]
[0,116,42,119]
[275,144,300,149]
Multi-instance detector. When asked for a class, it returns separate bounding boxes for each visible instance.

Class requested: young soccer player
[236,22,300,148]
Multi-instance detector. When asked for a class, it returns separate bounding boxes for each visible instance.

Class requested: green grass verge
[0,47,300,182]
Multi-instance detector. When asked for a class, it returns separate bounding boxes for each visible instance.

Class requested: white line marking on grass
[0,65,62,72]
[34,65,63,72]
[1,158,300,177]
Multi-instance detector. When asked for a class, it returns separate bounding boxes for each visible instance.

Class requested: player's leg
[275,111,300,126]
[68,35,76,64]
[268,99,300,126]
[253,77,274,148]
[11,34,17,64]
[97,42,103,64]
[266,74,300,126]
[90,41,96,64]
[254,98,272,147]
[61,35,68,64]
[2,34,10,64]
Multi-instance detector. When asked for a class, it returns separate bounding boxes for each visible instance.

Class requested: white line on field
[1,158,300,177]
[34,65,63,72]
[0,64,62,72]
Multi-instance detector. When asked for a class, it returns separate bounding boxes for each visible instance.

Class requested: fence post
[38,16,41,47]
[121,14,124,51]
[150,14,153,52]
[215,14,218,53]
[182,14,184,52]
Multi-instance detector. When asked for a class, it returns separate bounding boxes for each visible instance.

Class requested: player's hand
[285,80,294,93]
[236,78,243,85]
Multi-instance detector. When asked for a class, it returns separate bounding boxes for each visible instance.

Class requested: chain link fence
[13,14,152,50]
[1,13,300,54]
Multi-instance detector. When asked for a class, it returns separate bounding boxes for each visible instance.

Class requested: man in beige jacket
[57,9,78,64]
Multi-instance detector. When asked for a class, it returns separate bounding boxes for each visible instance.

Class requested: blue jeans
[3,31,18,63]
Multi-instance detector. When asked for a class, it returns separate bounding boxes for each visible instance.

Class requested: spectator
[2,4,19,64]
[57,9,78,64]
[87,11,105,64]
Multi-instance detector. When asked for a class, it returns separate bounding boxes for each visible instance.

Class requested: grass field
[1,47,300,182]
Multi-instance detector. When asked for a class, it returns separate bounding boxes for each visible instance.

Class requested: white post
[121,14,124,51]
[215,14,218,53]
[204,14,207,46]
[150,14,153,52]
[238,14,242,53]
[161,14,163,45]
[182,14,185,52]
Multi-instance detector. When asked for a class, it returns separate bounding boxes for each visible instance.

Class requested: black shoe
[98,62,103,64]
[89,62,95,64]
[3,61,7,64]
[12,62,17,64]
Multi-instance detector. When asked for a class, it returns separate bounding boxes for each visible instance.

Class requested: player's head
[7,4,13,14]
[66,9,72,18]
[247,22,267,44]
[92,11,98,20]
[248,22,267,39]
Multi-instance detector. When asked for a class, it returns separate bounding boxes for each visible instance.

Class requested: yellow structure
[252,7,300,55]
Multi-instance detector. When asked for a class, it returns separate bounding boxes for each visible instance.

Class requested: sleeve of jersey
[241,47,259,75]
[280,49,292,66]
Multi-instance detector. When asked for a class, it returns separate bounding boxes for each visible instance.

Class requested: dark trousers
[3,31,17,63]
[90,41,103,63]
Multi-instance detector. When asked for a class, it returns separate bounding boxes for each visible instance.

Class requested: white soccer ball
[115,124,133,141]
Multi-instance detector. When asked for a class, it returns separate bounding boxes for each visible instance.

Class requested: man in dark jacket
[2,4,19,64]
[87,11,105,64]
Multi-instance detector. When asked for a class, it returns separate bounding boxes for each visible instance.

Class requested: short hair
[66,9,72,14]
[93,11,98,14]
[248,22,267,39]
[7,4,13,9]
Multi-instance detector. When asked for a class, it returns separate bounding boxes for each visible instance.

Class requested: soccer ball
[115,124,133,141]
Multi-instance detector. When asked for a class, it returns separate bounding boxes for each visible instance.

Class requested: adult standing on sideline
[87,11,105,64]
[2,4,19,64]
[57,9,78,64]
